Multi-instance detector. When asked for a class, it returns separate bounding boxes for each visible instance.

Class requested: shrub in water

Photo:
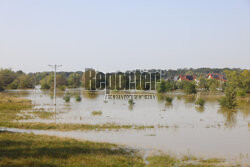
[75,93,81,102]
[165,96,173,104]
[63,92,71,102]
[219,86,237,109]
[195,98,205,107]
[91,110,102,116]
[128,99,134,105]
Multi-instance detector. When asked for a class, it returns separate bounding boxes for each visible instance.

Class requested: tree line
[0,69,83,91]
[0,68,249,96]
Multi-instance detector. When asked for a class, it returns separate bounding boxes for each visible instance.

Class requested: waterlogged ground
[2,87,250,164]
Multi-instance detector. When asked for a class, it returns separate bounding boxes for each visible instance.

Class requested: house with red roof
[177,75,197,81]
[207,73,227,82]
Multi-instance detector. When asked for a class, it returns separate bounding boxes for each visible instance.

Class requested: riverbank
[0,131,232,167]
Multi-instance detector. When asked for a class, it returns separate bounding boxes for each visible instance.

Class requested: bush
[91,110,102,116]
[195,98,205,107]
[219,86,237,109]
[75,93,82,102]
[208,79,219,92]
[236,88,246,97]
[157,80,175,93]
[157,80,167,93]
[183,81,197,94]
[128,99,134,105]
[165,96,173,104]
[63,92,71,102]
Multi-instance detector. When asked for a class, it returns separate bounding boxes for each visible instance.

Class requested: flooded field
[2,87,250,164]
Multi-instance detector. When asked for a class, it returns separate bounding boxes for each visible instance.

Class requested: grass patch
[0,122,155,131]
[147,155,226,167]
[0,131,144,167]
[146,155,179,167]
[31,111,55,119]
[0,94,32,122]
[91,110,102,116]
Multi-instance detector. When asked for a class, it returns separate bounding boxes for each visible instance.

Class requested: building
[207,73,227,82]
[177,75,197,81]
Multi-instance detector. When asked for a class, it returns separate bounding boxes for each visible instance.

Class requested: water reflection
[195,106,205,113]
[156,94,165,103]
[128,104,133,111]
[237,99,250,118]
[218,109,237,128]
[82,91,100,99]
[183,95,196,103]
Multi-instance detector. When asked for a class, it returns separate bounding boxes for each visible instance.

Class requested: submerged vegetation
[219,86,237,109]
[75,93,82,101]
[91,110,102,116]
[195,98,205,107]
[0,122,156,131]
[63,92,71,102]
[146,155,226,167]
[128,99,135,105]
[0,94,32,122]
[165,96,173,104]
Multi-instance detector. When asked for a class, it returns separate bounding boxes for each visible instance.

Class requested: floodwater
[2,87,250,164]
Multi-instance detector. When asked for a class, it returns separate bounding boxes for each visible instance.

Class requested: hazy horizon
[1,0,250,72]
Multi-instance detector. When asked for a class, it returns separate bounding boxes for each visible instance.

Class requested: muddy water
[2,88,250,163]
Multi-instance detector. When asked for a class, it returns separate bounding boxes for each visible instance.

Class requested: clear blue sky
[0,0,250,72]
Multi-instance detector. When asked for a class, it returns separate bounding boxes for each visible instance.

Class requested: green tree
[207,79,220,92]
[18,74,35,89]
[157,80,167,93]
[67,73,81,88]
[219,86,237,109]
[183,81,196,94]
[156,80,174,93]
[0,69,17,88]
[40,73,67,90]
[241,70,250,93]
[197,77,209,90]
[0,80,4,91]
[8,79,19,89]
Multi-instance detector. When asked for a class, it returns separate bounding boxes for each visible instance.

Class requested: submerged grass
[0,94,156,131]
[0,122,155,131]
[91,110,102,116]
[0,94,32,122]
[147,155,226,167]
[0,131,144,167]
[31,110,55,119]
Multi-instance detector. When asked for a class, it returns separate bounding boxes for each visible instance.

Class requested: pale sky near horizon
[0,0,250,72]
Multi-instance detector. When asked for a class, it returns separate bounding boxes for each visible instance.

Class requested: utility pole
[48,65,62,106]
